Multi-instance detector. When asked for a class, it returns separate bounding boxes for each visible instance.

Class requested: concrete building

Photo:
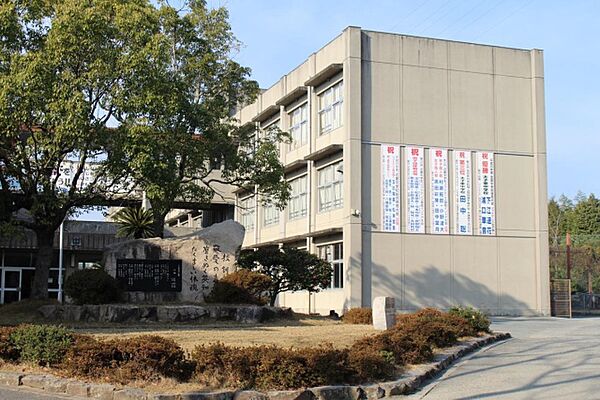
[233,27,549,316]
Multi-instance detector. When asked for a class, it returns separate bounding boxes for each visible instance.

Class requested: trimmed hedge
[206,270,272,305]
[9,325,73,366]
[342,307,373,325]
[449,306,491,333]
[0,307,490,389]
[61,335,195,384]
[64,268,123,305]
[0,327,18,362]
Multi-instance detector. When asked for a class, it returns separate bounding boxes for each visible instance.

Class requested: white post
[58,221,64,303]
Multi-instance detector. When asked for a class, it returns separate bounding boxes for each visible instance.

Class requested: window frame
[317,160,344,213]
[317,80,343,135]
[287,102,309,151]
[318,242,344,289]
[263,201,280,227]
[288,174,308,220]
[239,196,256,230]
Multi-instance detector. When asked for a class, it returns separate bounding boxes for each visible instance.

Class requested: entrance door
[1,268,22,304]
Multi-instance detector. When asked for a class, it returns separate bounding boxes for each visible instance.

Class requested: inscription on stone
[116,259,182,292]
[373,296,396,330]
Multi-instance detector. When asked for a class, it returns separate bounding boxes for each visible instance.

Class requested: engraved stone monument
[372,296,396,330]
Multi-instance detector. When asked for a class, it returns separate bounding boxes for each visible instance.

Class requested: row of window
[238,159,344,230]
[267,80,344,151]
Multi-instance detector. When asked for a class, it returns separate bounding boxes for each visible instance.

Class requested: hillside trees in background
[548,192,600,292]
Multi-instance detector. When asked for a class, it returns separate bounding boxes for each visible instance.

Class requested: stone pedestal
[373,296,396,330]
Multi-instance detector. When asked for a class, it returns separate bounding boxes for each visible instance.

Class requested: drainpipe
[306,85,313,313]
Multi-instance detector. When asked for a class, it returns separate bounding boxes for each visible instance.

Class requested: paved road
[406,317,600,399]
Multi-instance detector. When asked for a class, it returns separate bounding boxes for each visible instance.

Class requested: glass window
[263,202,280,227]
[317,160,343,212]
[288,103,308,150]
[318,81,343,135]
[288,175,308,220]
[318,242,343,289]
[239,196,256,230]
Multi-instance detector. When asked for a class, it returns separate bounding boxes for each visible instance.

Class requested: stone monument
[102,220,244,303]
[372,296,396,330]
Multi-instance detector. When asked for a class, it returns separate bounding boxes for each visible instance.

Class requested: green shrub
[448,306,491,333]
[351,330,433,367]
[9,325,73,366]
[64,268,123,305]
[342,308,373,325]
[62,335,194,384]
[347,342,395,382]
[206,270,272,305]
[0,327,19,362]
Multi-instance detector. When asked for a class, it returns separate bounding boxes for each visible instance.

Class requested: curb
[0,332,511,400]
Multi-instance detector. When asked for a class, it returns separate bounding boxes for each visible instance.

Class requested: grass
[0,300,375,351]
[86,317,375,351]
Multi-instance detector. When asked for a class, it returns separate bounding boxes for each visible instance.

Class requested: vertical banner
[405,146,425,233]
[476,151,496,235]
[430,148,449,234]
[381,144,401,232]
[453,150,472,235]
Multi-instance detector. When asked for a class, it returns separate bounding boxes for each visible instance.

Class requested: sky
[218,0,598,199]
[79,0,599,220]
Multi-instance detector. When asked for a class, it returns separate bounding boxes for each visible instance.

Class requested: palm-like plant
[113,207,155,239]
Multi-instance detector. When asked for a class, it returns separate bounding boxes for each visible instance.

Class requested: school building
[233,27,550,316]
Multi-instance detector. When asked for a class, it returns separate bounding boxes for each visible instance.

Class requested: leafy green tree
[573,194,600,235]
[0,0,159,298]
[237,247,333,306]
[116,1,289,237]
[113,207,154,239]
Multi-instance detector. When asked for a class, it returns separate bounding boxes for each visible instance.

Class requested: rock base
[38,304,293,324]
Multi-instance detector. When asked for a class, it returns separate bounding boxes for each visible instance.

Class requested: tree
[237,247,333,306]
[113,207,154,239]
[573,194,600,235]
[116,1,289,237]
[0,0,159,298]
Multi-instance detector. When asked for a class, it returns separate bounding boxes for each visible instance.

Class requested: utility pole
[566,232,572,280]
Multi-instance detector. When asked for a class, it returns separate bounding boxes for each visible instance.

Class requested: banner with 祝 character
[429,148,449,234]
[381,144,401,232]
[476,151,496,235]
[405,146,425,233]
[453,150,472,235]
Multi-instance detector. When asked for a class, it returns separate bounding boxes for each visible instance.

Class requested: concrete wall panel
[498,237,538,313]
[450,71,494,149]
[361,62,401,143]
[496,154,535,234]
[449,42,493,74]
[402,36,448,69]
[403,66,449,147]
[495,76,533,153]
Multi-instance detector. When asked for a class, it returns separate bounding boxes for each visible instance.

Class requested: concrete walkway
[406,317,600,399]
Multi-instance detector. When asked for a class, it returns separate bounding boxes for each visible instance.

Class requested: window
[288,175,308,220]
[318,81,343,135]
[318,160,343,212]
[263,202,279,227]
[288,103,308,149]
[239,196,256,230]
[318,242,343,289]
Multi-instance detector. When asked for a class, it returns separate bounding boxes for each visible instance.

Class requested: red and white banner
[430,148,449,234]
[405,146,425,233]
[453,150,472,235]
[381,144,400,232]
[476,151,495,235]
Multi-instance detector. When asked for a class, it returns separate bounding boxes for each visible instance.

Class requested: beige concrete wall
[235,28,549,316]
[360,31,549,315]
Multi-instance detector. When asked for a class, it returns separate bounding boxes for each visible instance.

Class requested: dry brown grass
[86,317,376,351]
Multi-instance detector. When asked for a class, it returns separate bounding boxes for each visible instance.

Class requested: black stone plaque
[116,259,182,292]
